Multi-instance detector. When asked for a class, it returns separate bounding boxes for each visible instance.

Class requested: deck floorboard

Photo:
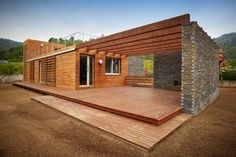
[14,82,182,125]
[32,95,191,150]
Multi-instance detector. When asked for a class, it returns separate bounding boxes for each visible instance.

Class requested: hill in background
[215,32,236,59]
[0,38,23,62]
[0,38,22,51]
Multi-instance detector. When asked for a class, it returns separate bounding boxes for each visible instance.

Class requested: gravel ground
[0,83,236,157]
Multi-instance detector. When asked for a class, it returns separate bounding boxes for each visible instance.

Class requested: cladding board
[34,60,39,83]
[93,53,128,87]
[56,51,77,89]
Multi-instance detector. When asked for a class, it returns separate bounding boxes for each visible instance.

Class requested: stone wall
[154,51,181,90]
[0,75,23,83]
[182,22,219,114]
[128,56,144,76]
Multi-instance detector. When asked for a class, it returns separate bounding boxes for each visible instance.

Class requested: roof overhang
[26,47,75,62]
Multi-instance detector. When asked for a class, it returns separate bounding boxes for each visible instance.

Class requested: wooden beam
[97,33,181,52]
[91,25,181,50]
[109,39,181,53]
[97,51,106,57]
[88,49,97,55]
[124,46,181,56]
[76,14,190,49]
[106,52,114,57]
[116,43,181,54]
[78,47,88,53]
[114,54,121,58]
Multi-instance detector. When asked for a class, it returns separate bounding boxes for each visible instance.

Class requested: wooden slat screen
[39,56,56,87]
[46,56,56,87]
[29,61,34,83]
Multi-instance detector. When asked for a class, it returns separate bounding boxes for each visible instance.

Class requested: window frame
[105,57,121,75]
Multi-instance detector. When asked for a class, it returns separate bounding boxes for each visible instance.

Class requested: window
[105,57,120,75]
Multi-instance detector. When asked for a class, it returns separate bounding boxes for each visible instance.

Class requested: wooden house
[22,14,219,114]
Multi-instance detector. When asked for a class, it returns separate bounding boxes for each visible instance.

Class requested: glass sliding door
[80,54,94,87]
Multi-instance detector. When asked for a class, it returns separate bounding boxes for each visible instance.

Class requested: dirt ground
[0,83,236,157]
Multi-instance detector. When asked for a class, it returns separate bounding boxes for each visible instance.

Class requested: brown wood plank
[90,26,182,51]
[125,76,154,88]
[32,95,192,150]
[113,42,181,54]
[100,35,181,52]
[94,33,181,52]
[122,46,181,56]
[76,14,190,49]
[108,39,181,53]
[123,47,181,56]
[13,82,182,125]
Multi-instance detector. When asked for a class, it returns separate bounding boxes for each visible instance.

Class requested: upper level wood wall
[24,39,65,61]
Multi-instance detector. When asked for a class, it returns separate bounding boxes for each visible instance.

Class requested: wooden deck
[32,95,191,150]
[14,82,182,125]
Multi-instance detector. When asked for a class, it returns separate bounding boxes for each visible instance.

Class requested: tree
[6,46,23,62]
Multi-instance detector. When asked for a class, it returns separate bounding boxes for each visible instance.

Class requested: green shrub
[220,71,236,80]
[144,59,154,76]
[227,60,236,66]
[0,62,23,75]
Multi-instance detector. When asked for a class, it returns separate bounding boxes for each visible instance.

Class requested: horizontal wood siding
[94,53,128,87]
[56,51,76,89]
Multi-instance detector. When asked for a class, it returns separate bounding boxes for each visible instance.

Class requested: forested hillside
[0,38,23,62]
[215,32,236,59]
[0,38,22,51]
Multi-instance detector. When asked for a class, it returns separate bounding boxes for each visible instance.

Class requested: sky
[0,0,236,42]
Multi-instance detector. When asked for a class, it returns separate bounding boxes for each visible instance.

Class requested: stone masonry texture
[128,56,144,76]
[154,52,181,90]
[182,22,219,114]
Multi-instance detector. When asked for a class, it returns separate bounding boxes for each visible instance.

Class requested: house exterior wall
[56,51,77,89]
[93,52,128,88]
[153,51,181,90]
[182,22,219,114]
[23,39,64,82]
[23,41,128,90]
[75,51,128,89]
[128,56,144,76]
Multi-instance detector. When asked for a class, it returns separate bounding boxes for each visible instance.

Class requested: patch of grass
[220,71,236,80]
[144,59,153,76]
[228,60,236,66]
[0,62,23,75]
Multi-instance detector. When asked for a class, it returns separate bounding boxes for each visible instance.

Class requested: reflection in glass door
[80,55,94,86]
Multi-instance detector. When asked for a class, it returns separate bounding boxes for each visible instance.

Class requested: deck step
[32,95,191,150]
[13,82,182,125]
